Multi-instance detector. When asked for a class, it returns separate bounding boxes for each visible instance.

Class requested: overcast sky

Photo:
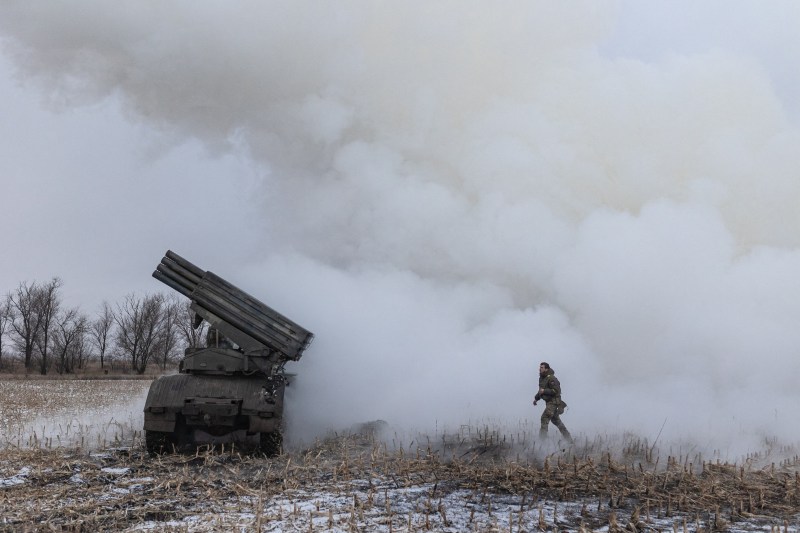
[2,2,800,454]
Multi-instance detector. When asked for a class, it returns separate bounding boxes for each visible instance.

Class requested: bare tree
[7,280,47,371]
[34,278,62,375]
[90,301,115,369]
[8,282,39,370]
[70,328,91,372]
[0,297,10,369]
[154,294,183,371]
[53,307,88,374]
[114,293,165,374]
[176,300,207,351]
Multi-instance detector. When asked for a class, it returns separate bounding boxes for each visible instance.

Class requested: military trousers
[540,400,572,441]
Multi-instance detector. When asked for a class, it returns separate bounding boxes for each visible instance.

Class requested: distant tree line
[0,278,207,375]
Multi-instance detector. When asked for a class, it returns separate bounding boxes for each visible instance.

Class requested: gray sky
[2,2,800,453]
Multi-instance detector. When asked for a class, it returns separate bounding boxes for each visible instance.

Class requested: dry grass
[1,379,799,531]
[0,430,799,532]
[0,372,160,381]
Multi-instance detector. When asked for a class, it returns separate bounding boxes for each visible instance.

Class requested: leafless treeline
[0,278,206,375]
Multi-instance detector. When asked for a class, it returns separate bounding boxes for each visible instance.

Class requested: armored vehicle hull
[143,372,287,455]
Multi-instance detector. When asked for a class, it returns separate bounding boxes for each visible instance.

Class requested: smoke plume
[2,1,800,455]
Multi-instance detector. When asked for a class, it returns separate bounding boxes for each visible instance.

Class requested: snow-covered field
[0,377,149,449]
[1,378,799,532]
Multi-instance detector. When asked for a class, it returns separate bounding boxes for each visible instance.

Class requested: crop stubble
[0,379,799,532]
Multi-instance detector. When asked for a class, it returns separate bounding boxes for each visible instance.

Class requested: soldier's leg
[540,403,555,438]
[551,413,573,442]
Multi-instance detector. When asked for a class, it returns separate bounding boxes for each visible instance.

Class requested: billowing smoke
[2,2,800,455]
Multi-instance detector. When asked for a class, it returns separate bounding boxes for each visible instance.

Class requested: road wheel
[259,431,282,457]
[145,431,176,454]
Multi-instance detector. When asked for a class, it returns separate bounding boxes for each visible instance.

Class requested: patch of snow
[0,466,29,487]
[100,467,130,475]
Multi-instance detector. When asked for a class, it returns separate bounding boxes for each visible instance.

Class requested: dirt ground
[1,431,800,532]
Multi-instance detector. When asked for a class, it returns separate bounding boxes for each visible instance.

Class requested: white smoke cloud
[2,1,800,455]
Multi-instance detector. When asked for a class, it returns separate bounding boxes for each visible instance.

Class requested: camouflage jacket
[535,370,562,403]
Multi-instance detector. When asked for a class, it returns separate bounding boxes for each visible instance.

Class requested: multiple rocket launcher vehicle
[143,251,314,455]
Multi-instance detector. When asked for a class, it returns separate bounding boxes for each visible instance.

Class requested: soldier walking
[533,362,573,442]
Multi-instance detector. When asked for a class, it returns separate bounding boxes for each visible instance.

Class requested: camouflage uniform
[535,369,572,441]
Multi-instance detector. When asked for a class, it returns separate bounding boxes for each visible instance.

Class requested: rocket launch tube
[152,251,313,361]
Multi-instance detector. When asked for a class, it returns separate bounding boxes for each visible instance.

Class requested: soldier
[533,361,573,442]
